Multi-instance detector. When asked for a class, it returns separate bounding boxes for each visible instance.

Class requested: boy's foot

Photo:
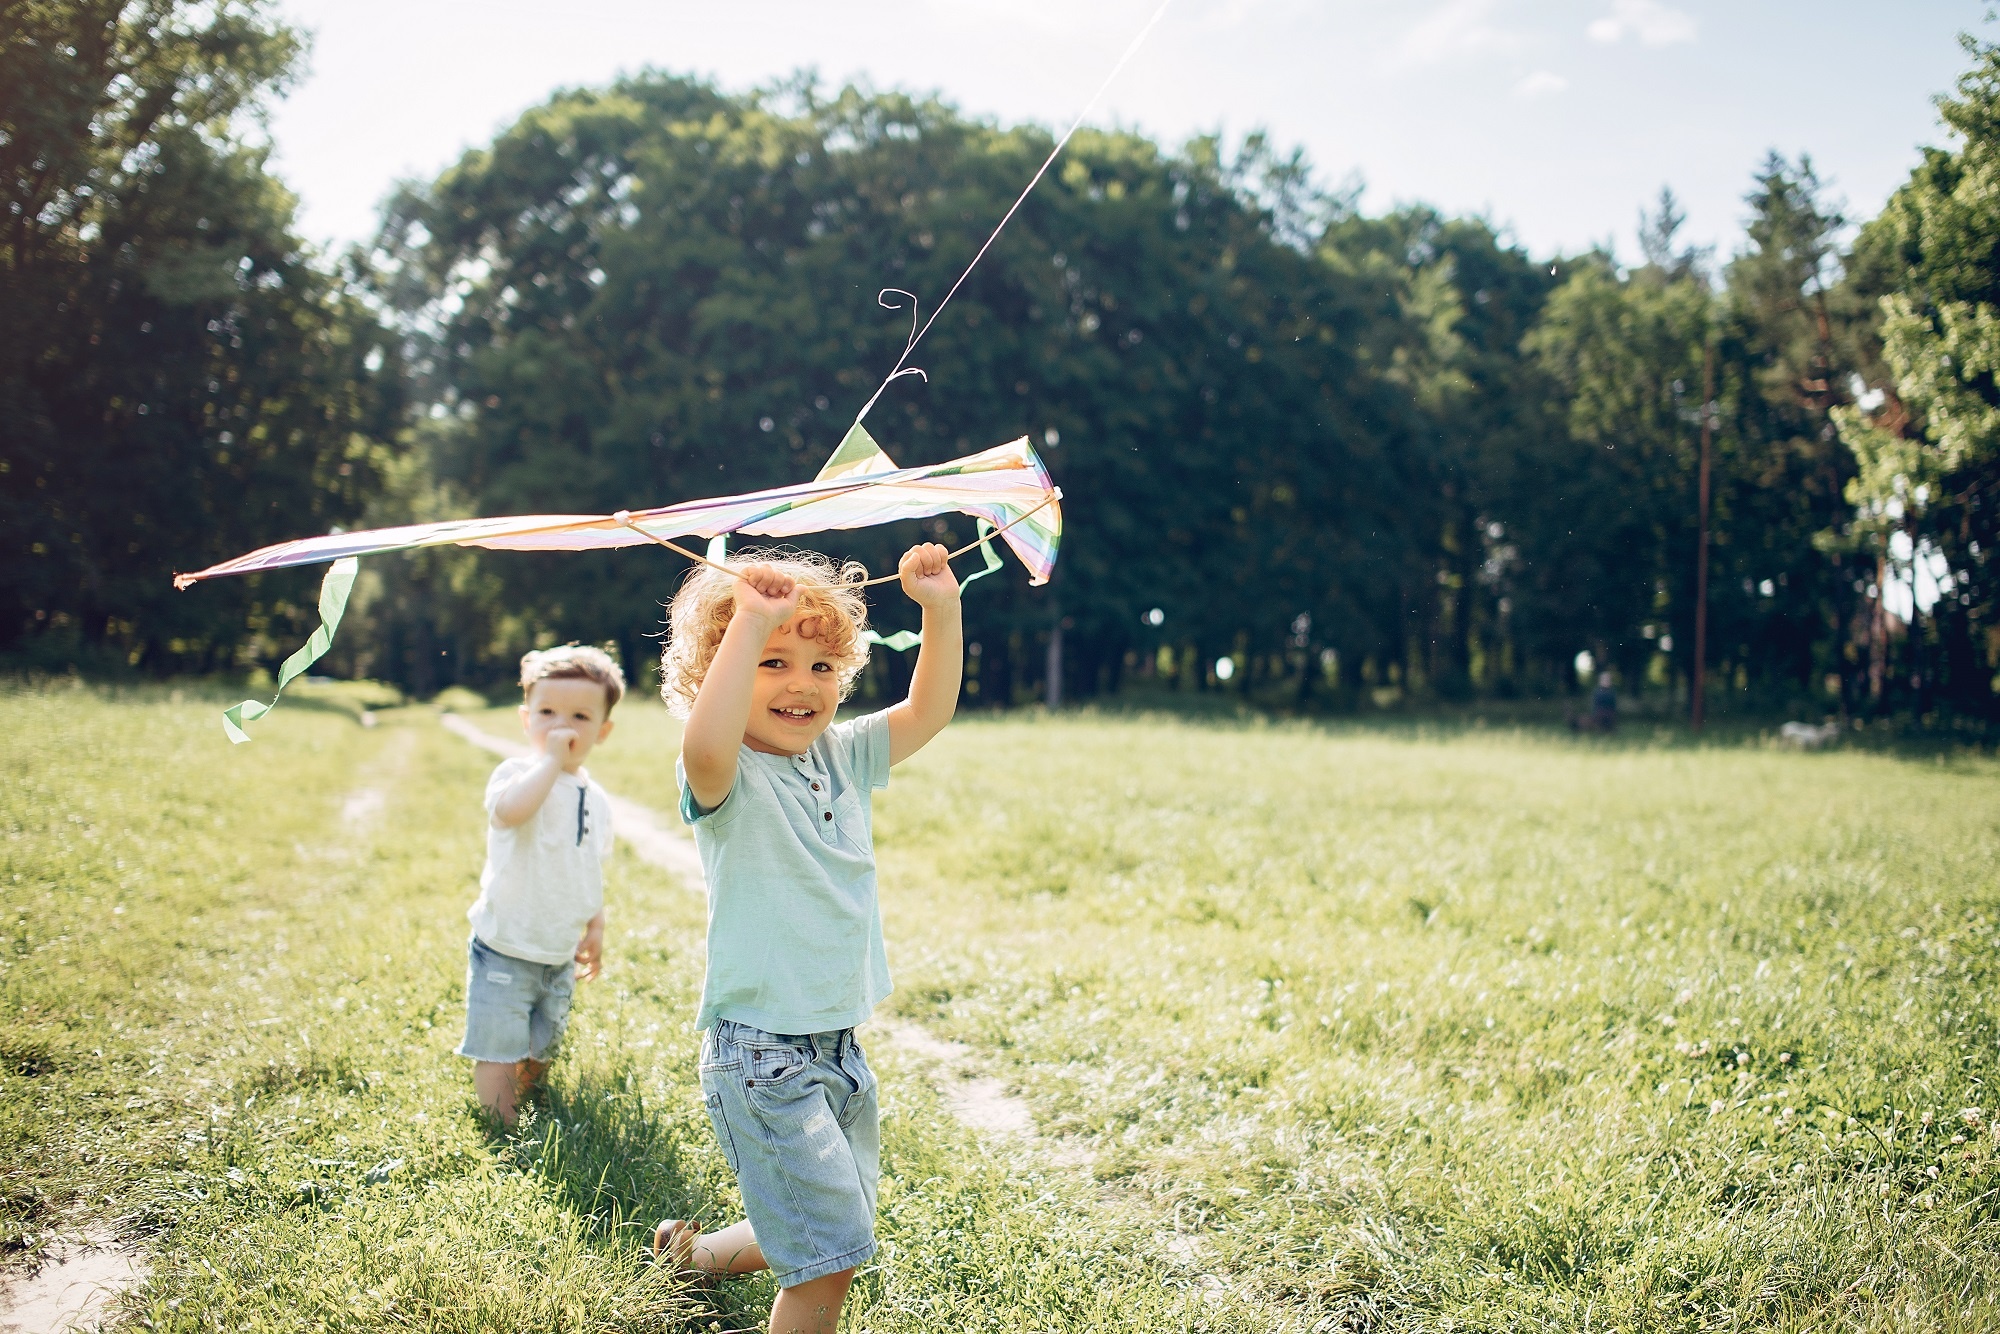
[652,1219,709,1285]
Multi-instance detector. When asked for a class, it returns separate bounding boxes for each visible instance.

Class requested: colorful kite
[174,426,1059,590]
[177,424,1061,740]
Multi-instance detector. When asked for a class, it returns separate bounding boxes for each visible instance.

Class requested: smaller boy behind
[457,645,623,1125]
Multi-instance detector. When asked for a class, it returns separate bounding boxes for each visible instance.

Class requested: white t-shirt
[467,757,615,966]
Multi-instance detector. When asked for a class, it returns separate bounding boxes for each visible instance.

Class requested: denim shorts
[699,1019,879,1288]
[456,935,575,1064]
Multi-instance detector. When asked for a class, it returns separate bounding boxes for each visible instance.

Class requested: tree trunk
[1045,622,1064,708]
[1868,553,1887,712]
[407,590,437,699]
[990,633,1016,707]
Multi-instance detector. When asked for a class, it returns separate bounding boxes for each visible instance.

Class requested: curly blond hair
[658,547,873,717]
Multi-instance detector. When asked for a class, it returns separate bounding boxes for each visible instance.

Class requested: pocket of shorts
[469,937,517,984]
[842,1037,876,1098]
[745,1043,808,1087]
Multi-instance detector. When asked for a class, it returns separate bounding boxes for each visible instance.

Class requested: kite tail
[222,557,360,743]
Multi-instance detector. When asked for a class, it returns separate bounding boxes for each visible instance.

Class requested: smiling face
[518,675,616,771]
[742,614,841,755]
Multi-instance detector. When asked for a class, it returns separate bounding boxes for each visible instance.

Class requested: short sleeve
[484,757,531,822]
[827,709,892,791]
[675,754,740,826]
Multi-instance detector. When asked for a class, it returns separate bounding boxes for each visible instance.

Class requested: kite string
[851,0,1175,426]
[613,489,1057,587]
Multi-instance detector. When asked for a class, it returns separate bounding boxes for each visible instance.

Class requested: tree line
[5,1,1997,726]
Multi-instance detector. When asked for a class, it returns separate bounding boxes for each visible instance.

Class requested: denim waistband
[712,1017,855,1053]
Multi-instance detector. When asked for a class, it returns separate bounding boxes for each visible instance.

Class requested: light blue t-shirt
[677,710,894,1035]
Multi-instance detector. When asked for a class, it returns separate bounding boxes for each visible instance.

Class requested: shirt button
[811,781,821,791]
[823,810,833,821]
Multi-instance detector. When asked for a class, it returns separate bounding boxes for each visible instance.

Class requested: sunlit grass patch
[2,686,1245,1332]
[872,713,2000,1328]
[9,684,2000,1329]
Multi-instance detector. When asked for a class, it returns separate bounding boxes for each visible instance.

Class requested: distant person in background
[1584,672,1616,736]
[1570,670,1619,734]
[458,645,621,1125]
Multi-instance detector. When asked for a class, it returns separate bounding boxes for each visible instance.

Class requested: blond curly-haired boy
[651,542,959,1334]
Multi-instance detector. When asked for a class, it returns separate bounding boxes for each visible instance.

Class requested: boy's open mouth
[771,704,818,724]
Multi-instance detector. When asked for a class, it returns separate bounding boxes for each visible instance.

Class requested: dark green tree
[0,0,400,671]
[364,76,1423,702]
[1838,35,2000,721]
[1718,153,1867,709]
[1320,208,1561,699]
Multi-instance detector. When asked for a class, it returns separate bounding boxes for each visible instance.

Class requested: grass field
[5,678,2000,1331]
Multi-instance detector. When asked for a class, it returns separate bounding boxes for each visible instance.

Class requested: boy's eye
[812,662,833,672]
[760,658,786,669]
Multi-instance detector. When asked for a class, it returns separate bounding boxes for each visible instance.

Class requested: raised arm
[680,565,799,810]
[491,736,571,827]
[886,543,963,766]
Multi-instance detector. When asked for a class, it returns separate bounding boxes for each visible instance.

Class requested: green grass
[6,681,2000,1330]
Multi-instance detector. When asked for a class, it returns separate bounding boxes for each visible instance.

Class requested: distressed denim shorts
[699,1019,880,1288]
[456,934,575,1064]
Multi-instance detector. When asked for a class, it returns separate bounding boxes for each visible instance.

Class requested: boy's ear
[597,717,615,742]
[518,702,532,733]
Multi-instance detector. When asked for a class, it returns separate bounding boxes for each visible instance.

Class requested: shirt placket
[793,752,835,842]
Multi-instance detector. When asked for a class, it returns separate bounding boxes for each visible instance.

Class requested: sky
[264,0,1986,265]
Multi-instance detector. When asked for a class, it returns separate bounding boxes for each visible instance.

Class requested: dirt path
[0,1235,147,1334]
[437,713,704,886]
[1,729,419,1334]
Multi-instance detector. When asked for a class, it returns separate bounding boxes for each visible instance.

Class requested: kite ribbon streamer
[863,520,1002,651]
[221,557,358,744]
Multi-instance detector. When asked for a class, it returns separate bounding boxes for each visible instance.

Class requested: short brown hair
[520,644,626,712]
[658,548,871,718]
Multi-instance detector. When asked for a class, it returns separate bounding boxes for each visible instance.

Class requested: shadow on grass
[991,686,2000,762]
[516,1059,777,1325]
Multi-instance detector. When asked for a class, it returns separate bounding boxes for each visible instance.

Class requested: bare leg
[654,1218,767,1277]
[655,1221,853,1328]
[473,1060,520,1125]
[769,1268,854,1334]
